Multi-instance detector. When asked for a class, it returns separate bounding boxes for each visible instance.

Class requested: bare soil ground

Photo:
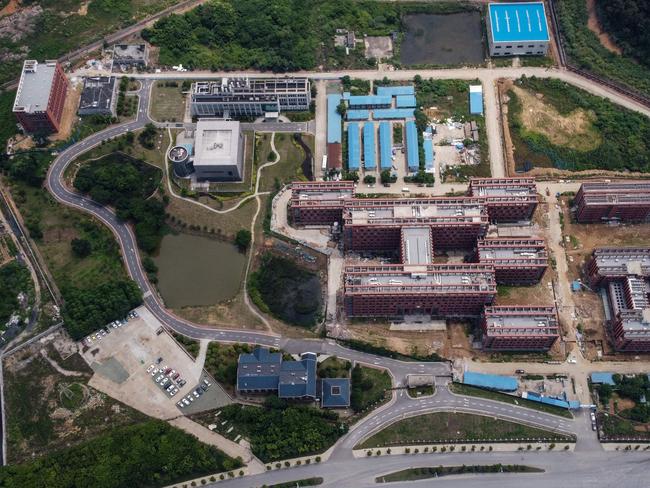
[0,0,18,17]
[586,0,623,55]
[49,81,83,142]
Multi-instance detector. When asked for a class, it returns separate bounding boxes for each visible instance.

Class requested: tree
[235,229,252,251]
[336,100,347,117]
[363,175,376,184]
[380,169,395,185]
[71,238,92,258]
[342,171,358,182]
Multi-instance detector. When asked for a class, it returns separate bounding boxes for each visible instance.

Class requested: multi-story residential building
[586,248,650,288]
[482,306,559,351]
[290,181,355,226]
[574,181,650,223]
[476,238,547,285]
[13,60,68,134]
[343,264,496,318]
[190,78,311,118]
[468,177,538,222]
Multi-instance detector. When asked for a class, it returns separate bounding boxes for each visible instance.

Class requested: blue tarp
[590,373,616,385]
[423,139,434,171]
[463,371,518,391]
[347,123,360,171]
[373,108,415,120]
[363,123,376,170]
[348,95,392,108]
[327,94,342,143]
[396,95,417,108]
[379,121,392,170]
[376,85,415,96]
[405,120,420,172]
[346,109,370,120]
[469,86,483,115]
[489,2,550,43]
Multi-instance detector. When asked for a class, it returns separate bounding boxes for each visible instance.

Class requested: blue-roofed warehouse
[321,378,351,408]
[348,123,361,171]
[379,122,392,170]
[376,85,415,96]
[396,95,417,108]
[523,391,580,410]
[348,95,392,109]
[590,373,616,386]
[327,94,342,144]
[373,108,415,120]
[487,2,550,57]
[237,347,282,393]
[405,120,420,172]
[346,109,369,120]
[469,85,483,115]
[463,371,518,392]
[423,138,434,172]
[363,123,376,170]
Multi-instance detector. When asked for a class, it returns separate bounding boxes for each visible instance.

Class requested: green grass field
[149,81,187,122]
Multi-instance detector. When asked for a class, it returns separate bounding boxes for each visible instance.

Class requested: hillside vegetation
[596,0,650,69]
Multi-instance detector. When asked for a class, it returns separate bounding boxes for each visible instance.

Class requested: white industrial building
[487,2,550,57]
[192,119,244,181]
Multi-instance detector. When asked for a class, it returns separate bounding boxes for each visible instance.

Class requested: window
[517,45,523,48]
[528,44,534,48]
[506,45,512,49]
[526,52,532,55]
[495,45,501,49]
[504,52,511,56]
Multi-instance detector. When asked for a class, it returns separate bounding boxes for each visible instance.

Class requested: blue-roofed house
[463,371,518,392]
[237,347,282,393]
[327,94,342,144]
[348,123,361,171]
[348,95,392,109]
[376,85,415,97]
[395,95,417,108]
[320,378,351,408]
[423,138,434,173]
[405,120,419,172]
[590,372,616,386]
[379,121,392,170]
[373,108,415,120]
[487,2,550,57]
[469,85,483,115]
[363,122,376,170]
[346,109,370,121]
[279,352,317,399]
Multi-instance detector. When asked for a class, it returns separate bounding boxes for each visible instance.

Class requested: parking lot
[81,306,231,419]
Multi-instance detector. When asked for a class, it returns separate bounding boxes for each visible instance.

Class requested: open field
[258,133,313,192]
[351,365,392,414]
[150,81,187,122]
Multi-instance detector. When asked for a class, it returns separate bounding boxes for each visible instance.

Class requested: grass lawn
[351,365,392,413]
[150,81,187,122]
[358,411,575,449]
[407,385,435,398]
[318,357,351,379]
[258,133,313,192]
[449,383,573,419]
[377,465,543,483]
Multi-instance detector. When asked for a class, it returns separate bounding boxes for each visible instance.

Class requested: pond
[400,12,484,66]
[153,233,246,308]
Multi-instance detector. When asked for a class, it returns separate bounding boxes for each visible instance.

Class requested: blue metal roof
[373,108,415,120]
[590,373,616,385]
[523,391,578,410]
[395,95,417,108]
[423,138,434,171]
[346,109,370,120]
[348,95,392,108]
[469,86,483,115]
[463,371,518,391]
[363,122,376,170]
[327,94,342,144]
[347,123,360,171]
[237,347,282,392]
[405,121,420,172]
[278,353,317,399]
[489,2,550,43]
[376,85,415,96]
[321,378,351,408]
[379,121,392,170]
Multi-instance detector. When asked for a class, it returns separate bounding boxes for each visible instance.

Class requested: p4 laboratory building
[487,2,550,57]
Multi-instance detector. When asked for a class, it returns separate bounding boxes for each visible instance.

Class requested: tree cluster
[0,420,241,488]
[0,261,31,325]
[596,0,650,69]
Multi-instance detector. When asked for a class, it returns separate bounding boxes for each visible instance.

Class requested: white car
[170,389,178,397]
[183,399,190,406]
[155,375,164,383]
[192,391,199,398]
[146,364,154,373]
[161,378,169,386]
[590,412,596,422]
[177,401,184,408]
[188,396,194,402]
[151,368,159,376]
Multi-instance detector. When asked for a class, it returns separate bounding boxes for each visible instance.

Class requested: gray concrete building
[78,76,117,116]
[190,77,311,118]
[193,119,244,181]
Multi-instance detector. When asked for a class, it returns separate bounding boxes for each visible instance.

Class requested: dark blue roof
[237,347,282,391]
[321,378,350,408]
[278,353,317,399]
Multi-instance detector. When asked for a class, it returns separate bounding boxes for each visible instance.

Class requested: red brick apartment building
[574,182,650,223]
[476,238,548,285]
[468,177,538,222]
[289,181,354,226]
[482,306,559,351]
[344,264,496,318]
[13,60,68,134]
[587,248,650,352]
[342,197,489,251]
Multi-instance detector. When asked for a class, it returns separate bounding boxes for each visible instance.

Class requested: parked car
[196,388,204,396]
[161,378,169,386]
[192,391,199,398]
[156,357,163,364]
[172,373,180,380]
[183,399,190,406]
[146,365,154,373]
[155,375,164,383]
[203,379,212,387]
[178,379,186,387]
[200,385,207,392]
[151,368,159,376]
[515,369,525,374]
[590,412,596,422]
[177,401,184,408]
[167,369,176,377]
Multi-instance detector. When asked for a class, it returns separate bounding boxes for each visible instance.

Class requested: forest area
[596,0,650,68]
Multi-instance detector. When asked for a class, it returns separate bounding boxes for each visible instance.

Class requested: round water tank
[168,145,193,178]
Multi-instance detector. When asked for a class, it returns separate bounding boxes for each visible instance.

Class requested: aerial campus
[2,1,650,487]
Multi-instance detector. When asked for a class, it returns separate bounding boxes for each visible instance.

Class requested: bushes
[0,261,32,325]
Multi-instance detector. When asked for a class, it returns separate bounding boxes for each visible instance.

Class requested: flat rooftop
[484,306,558,335]
[469,177,536,197]
[13,60,57,114]
[344,199,486,225]
[402,227,432,265]
[194,119,240,167]
[580,181,650,193]
[78,76,115,112]
[488,2,550,43]
[592,248,650,276]
[619,309,650,334]
[345,264,495,292]
[478,239,547,261]
[291,181,354,206]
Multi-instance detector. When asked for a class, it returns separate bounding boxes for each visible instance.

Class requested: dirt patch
[77,1,89,16]
[511,85,601,152]
[586,0,622,56]
[0,0,19,17]
[0,4,41,42]
[49,82,83,142]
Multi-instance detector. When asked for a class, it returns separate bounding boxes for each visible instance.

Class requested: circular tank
[168,145,194,178]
